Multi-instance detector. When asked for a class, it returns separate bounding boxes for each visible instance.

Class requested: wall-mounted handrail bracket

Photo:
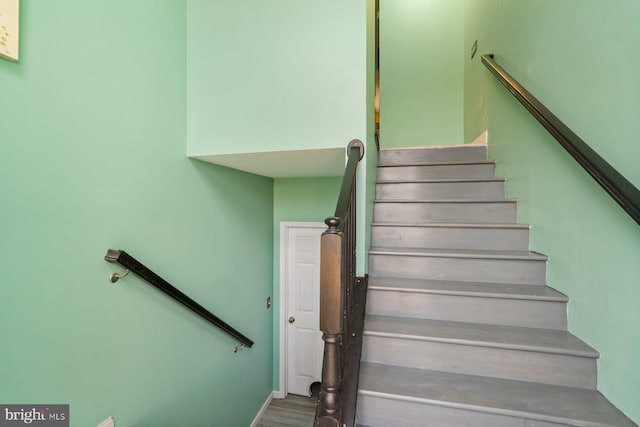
[109,269,129,283]
[103,249,254,348]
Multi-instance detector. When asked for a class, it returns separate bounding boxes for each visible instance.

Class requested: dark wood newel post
[317,217,343,427]
[316,139,365,427]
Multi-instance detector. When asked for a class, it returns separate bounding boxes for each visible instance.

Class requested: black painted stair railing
[482,54,640,226]
[104,249,253,348]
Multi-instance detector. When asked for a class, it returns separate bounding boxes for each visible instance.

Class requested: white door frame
[277,221,326,398]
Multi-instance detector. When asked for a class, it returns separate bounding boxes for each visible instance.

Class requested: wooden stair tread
[364,315,598,358]
[367,276,567,301]
[374,198,517,203]
[371,221,530,230]
[377,177,505,184]
[378,160,496,168]
[359,363,636,427]
[369,247,548,261]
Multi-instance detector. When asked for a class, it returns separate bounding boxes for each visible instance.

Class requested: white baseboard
[97,417,115,427]
[250,391,275,427]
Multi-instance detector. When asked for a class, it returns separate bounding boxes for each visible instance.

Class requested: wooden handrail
[333,139,365,221]
[482,54,640,226]
[104,249,253,348]
[315,140,367,427]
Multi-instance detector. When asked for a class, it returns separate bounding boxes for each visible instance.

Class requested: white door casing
[279,222,325,397]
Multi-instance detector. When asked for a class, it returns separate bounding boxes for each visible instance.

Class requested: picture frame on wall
[0,0,19,61]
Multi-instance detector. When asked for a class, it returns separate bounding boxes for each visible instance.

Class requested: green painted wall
[379,0,464,148]
[464,0,640,422]
[271,177,341,391]
[189,0,376,396]
[0,2,274,426]
[186,0,367,157]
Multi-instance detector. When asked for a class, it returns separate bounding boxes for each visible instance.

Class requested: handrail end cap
[347,139,364,161]
[104,249,122,263]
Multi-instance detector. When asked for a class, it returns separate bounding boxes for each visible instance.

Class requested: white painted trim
[96,417,115,427]
[250,391,275,427]
[277,221,326,399]
[471,130,489,145]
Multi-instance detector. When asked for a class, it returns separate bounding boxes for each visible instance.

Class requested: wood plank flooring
[256,394,317,427]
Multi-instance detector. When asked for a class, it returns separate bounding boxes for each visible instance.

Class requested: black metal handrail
[315,139,368,427]
[482,54,640,226]
[104,249,254,348]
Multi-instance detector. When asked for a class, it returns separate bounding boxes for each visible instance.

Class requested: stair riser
[377,163,496,181]
[366,290,567,330]
[371,225,530,251]
[376,181,505,201]
[362,336,596,389]
[369,254,547,285]
[357,394,568,427]
[379,146,487,166]
[374,202,517,223]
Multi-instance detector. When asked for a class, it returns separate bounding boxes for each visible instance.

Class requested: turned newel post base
[319,333,341,416]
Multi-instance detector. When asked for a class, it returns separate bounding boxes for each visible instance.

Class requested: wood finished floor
[256,394,317,427]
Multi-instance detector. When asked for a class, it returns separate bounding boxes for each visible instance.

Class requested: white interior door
[285,224,325,396]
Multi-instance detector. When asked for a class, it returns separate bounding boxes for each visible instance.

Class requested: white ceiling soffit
[192,147,346,178]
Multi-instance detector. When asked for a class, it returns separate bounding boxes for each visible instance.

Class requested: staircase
[355,145,636,427]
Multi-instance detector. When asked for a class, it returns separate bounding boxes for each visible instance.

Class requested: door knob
[288,316,296,323]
